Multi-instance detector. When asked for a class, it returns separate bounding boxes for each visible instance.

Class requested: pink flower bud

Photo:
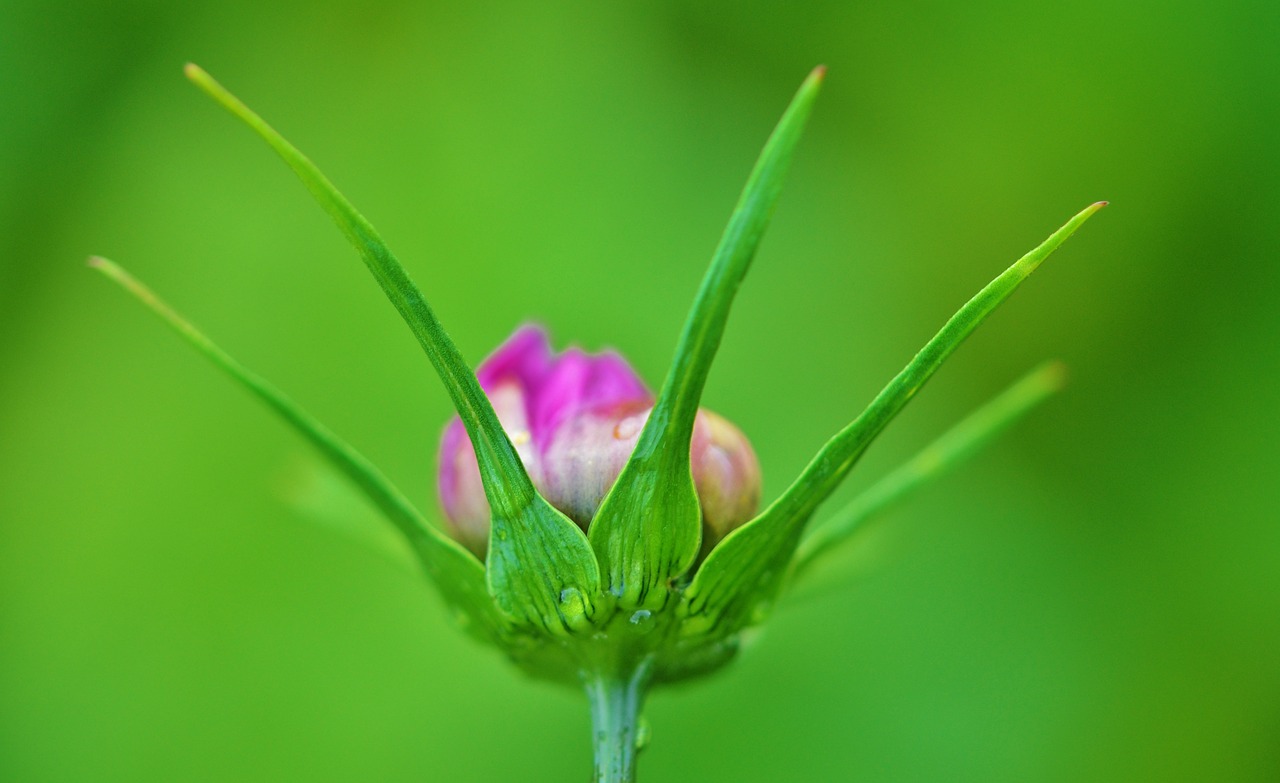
[437,326,761,557]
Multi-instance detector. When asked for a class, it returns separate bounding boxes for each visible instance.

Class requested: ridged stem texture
[585,663,652,783]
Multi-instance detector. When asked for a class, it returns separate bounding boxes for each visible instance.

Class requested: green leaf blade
[792,359,1068,581]
[182,64,518,493]
[589,66,826,609]
[681,202,1105,637]
[89,257,505,642]
[183,65,602,631]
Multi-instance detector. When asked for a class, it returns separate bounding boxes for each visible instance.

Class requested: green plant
[91,64,1103,782]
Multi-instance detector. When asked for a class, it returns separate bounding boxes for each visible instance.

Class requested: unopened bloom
[437,325,761,558]
[98,63,1102,783]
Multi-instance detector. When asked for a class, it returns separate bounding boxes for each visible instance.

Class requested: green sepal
[791,359,1068,583]
[588,66,826,609]
[486,494,604,634]
[681,202,1105,638]
[89,257,506,643]
[184,65,602,632]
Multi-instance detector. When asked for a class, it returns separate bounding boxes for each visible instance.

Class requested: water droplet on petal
[613,413,645,440]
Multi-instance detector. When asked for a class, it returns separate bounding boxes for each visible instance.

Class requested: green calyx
[92,64,1103,690]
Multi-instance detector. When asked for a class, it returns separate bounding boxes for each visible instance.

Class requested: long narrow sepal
[183,65,601,632]
[88,257,505,642]
[588,66,826,609]
[681,202,1105,638]
[791,360,1067,582]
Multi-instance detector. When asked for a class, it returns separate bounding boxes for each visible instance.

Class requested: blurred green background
[2,1,1277,780]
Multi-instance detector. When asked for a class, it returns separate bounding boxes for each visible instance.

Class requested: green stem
[584,662,652,783]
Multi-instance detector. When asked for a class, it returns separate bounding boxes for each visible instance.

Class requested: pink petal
[437,325,653,548]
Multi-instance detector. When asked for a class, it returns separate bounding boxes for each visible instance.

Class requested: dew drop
[636,716,652,751]
[613,414,645,440]
[629,609,652,625]
[750,600,773,625]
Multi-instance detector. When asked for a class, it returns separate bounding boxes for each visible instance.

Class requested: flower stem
[584,661,652,783]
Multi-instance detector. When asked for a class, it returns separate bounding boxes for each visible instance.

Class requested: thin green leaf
[681,202,1105,637]
[89,257,504,642]
[279,456,419,573]
[791,360,1067,582]
[589,66,826,609]
[182,65,601,631]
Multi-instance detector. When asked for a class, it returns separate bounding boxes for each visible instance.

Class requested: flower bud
[437,326,761,557]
